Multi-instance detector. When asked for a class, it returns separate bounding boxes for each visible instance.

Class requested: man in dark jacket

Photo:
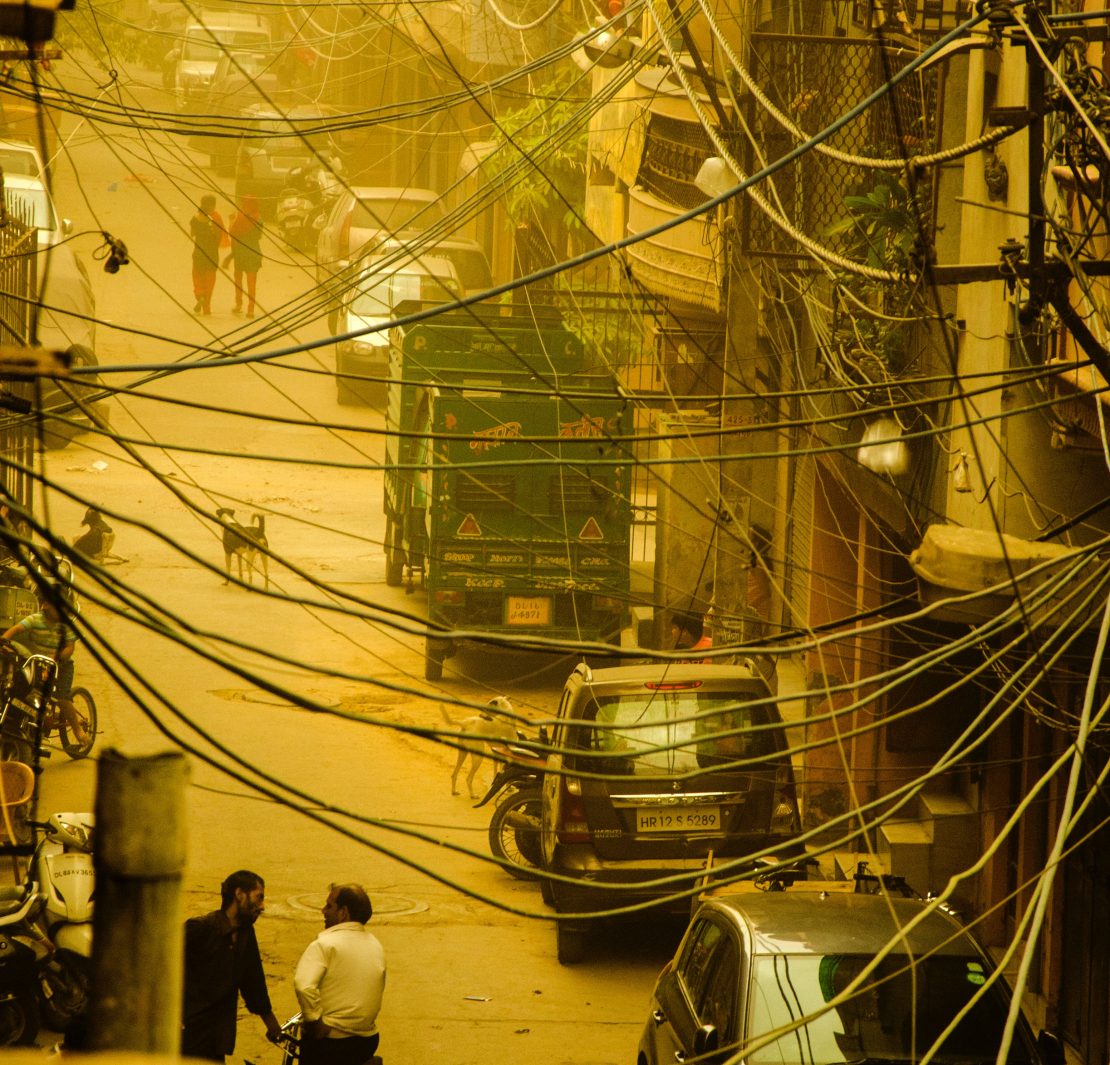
[182,870,281,1060]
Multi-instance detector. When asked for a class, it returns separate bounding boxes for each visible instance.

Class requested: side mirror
[1037,1031,1065,1065]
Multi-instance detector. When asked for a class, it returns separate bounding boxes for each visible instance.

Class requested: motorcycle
[0,879,44,1045]
[474,732,548,880]
[26,813,94,1031]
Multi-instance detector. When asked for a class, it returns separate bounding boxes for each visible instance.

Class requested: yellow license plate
[636,806,721,833]
[505,596,552,626]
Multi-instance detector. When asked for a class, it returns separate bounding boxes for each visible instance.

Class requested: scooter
[277,161,342,252]
[474,732,548,880]
[26,813,94,1031]
[275,182,316,251]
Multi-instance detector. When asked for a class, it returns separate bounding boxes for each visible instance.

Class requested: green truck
[384,308,633,680]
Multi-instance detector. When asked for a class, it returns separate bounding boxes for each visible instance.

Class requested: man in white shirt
[294,884,386,1065]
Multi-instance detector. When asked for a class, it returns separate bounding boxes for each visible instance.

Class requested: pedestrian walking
[224,194,264,318]
[294,883,386,1065]
[190,193,227,316]
[181,869,281,1061]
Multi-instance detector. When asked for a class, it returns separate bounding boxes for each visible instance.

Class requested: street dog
[73,506,128,564]
[440,695,516,798]
[216,507,269,587]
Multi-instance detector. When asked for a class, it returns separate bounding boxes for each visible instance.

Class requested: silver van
[170,12,271,111]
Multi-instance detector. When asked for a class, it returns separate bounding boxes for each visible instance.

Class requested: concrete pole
[86,750,189,1053]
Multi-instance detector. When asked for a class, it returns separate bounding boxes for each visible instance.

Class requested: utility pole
[86,750,188,1053]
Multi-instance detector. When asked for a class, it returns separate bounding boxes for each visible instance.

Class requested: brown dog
[440,696,516,798]
[216,508,269,587]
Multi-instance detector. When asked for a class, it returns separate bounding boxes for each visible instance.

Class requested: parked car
[638,887,1067,1065]
[326,234,491,331]
[334,253,460,405]
[368,236,492,295]
[0,138,45,180]
[28,244,105,449]
[540,662,801,964]
[2,173,69,249]
[234,103,345,219]
[167,10,272,111]
[315,186,445,289]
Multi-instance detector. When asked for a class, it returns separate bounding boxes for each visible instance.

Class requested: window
[747,953,1034,1065]
[581,692,780,776]
[678,919,741,1041]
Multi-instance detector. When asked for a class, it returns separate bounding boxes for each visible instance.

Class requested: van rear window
[569,692,781,776]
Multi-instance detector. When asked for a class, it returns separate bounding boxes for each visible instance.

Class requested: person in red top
[189,194,228,316]
[223,195,264,318]
[670,610,713,662]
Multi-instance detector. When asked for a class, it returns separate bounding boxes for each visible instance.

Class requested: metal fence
[739,32,941,263]
[0,198,39,513]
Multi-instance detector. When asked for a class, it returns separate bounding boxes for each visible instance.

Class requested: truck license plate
[506,596,552,626]
[636,806,721,833]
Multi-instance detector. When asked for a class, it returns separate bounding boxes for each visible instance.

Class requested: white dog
[440,696,516,799]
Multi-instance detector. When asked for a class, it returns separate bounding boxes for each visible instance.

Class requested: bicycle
[268,1014,383,1065]
[0,649,97,762]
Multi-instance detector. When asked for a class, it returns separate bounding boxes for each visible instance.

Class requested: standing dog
[440,695,516,798]
[216,507,270,587]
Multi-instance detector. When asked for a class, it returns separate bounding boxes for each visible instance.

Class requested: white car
[0,138,46,181]
[335,254,460,405]
[2,173,70,249]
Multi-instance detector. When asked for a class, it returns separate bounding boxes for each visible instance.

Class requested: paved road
[24,56,677,1065]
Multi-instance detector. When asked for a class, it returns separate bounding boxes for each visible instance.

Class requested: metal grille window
[741,33,940,263]
[639,113,714,209]
[455,472,517,510]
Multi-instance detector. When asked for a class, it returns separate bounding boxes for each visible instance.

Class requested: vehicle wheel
[38,953,89,1032]
[42,345,98,450]
[539,872,555,907]
[0,736,34,765]
[0,986,40,1045]
[488,787,543,880]
[385,521,404,587]
[424,645,444,682]
[59,688,97,760]
[284,224,305,251]
[336,379,361,406]
[556,921,587,965]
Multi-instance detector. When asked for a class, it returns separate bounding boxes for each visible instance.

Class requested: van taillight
[556,776,590,844]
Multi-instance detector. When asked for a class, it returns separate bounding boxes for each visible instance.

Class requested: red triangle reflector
[456,514,482,537]
[578,517,604,541]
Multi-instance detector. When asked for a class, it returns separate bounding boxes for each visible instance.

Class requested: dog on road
[216,507,269,587]
[440,695,516,799]
[73,507,128,564]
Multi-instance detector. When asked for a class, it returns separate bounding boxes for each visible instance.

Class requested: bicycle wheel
[58,688,97,759]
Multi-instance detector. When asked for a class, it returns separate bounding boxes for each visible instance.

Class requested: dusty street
[22,59,677,1065]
